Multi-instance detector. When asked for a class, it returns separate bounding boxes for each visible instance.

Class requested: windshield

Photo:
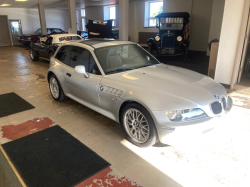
[59,36,81,42]
[95,44,159,74]
[35,29,41,34]
[160,17,184,30]
[48,29,63,34]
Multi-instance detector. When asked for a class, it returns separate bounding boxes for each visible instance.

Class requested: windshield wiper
[105,68,135,75]
[136,63,154,69]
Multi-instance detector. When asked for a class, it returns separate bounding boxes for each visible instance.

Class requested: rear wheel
[122,103,158,147]
[29,48,39,61]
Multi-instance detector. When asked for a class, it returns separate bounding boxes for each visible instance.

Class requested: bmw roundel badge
[100,86,104,91]
[214,95,220,99]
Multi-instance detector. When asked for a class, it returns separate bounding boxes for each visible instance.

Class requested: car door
[39,37,53,58]
[61,46,102,107]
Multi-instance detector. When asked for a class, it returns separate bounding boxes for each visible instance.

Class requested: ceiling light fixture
[15,0,29,1]
[0,4,12,6]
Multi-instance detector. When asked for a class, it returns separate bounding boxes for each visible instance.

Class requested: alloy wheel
[50,77,59,99]
[123,109,150,143]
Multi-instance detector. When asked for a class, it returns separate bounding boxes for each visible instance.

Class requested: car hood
[106,63,226,106]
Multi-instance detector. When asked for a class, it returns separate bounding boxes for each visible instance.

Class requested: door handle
[66,73,71,77]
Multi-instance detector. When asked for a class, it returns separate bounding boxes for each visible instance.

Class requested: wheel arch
[118,100,155,125]
[47,71,55,82]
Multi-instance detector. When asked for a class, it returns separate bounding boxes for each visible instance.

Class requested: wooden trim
[0,145,27,187]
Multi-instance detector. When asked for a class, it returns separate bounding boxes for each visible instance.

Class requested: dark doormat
[0,92,35,118]
[2,125,111,187]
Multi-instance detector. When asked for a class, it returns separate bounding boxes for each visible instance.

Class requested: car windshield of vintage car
[95,44,159,74]
[160,17,184,30]
[59,36,81,42]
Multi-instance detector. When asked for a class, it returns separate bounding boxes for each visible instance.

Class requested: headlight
[165,108,207,122]
[177,36,182,42]
[28,37,32,41]
[155,36,160,41]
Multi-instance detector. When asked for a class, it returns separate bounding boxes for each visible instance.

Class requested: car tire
[122,103,158,147]
[49,74,67,102]
[29,48,39,61]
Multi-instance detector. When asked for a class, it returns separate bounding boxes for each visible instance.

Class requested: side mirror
[75,65,89,78]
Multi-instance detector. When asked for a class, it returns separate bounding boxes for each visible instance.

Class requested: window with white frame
[104,5,116,27]
[144,1,163,27]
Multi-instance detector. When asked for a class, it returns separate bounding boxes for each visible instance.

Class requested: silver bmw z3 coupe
[47,39,233,147]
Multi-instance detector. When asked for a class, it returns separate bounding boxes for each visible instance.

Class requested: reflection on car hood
[107,63,226,105]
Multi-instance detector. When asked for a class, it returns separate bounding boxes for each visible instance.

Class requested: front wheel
[29,48,39,61]
[122,103,158,147]
[49,74,66,101]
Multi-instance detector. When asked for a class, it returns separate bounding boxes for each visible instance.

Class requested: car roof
[156,12,190,18]
[79,39,135,48]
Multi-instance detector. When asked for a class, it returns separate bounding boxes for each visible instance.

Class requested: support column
[214,0,247,86]
[119,0,129,41]
[68,0,77,34]
[38,3,47,35]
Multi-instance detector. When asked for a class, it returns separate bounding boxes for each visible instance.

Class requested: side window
[55,46,72,66]
[70,47,90,69]
[89,53,101,75]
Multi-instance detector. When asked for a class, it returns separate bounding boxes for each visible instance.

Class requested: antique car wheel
[122,103,158,147]
[49,74,66,102]
[29,48,39,61]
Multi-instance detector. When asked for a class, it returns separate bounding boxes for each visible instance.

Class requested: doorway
[9,19,22,46]
[235,7,250,93]
[0,15,12,47]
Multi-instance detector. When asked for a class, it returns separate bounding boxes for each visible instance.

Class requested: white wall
[0,8,69,34]
[207,0,225,55]
[215,0,248,85]
[163,0,192,14]
[85,6,104,22]
[189,0,213,51]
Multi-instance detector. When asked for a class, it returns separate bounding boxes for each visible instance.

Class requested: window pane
[149,19,156,27]
[110,7,116,19]
[81,9,85,17]
[89,54,101,75]
[150,2,163,17]
[10,21,20,34]
[70,47,90,70]
[55,46,72,66]
[82,18,86,31]
[59,36,81,42]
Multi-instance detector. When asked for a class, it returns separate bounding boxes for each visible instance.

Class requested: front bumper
[153,96,233,145]
[17,38,31,45]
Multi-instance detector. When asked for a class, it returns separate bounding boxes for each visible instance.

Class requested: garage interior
[0,0,250,187]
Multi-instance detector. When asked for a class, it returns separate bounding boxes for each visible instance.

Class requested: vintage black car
[29,34,82,61]
[147,12,190,60]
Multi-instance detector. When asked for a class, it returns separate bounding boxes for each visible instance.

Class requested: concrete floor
[0,46,250,187]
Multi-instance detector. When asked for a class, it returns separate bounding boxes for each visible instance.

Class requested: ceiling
[0,0,121,9]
